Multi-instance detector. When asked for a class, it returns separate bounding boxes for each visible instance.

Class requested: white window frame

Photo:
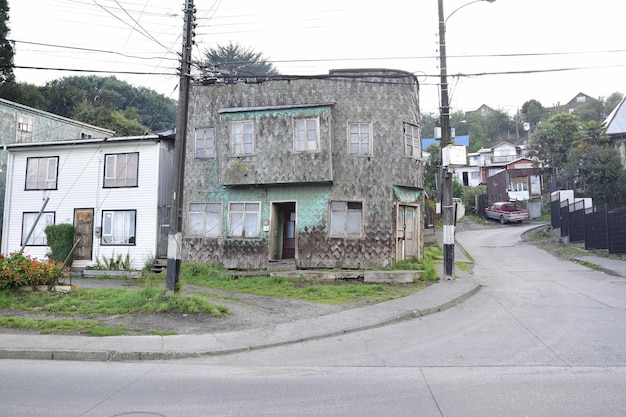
[347,122,373,156]
[22,212,55,246]
[330,201,363,237]
[103,152,139,188]
[101,210,136,245]
[294,117,320,152]
[228,202,260,237]
[231,121,255,155]
[17,115,34,143]
[195,127,216,159]
[189,202,222,237]
[404,123,421,158]
[25,156,58,190]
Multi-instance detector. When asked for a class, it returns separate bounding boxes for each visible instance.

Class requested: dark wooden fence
[551,191,626,253]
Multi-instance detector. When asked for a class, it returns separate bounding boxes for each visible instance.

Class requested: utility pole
[438,0,455,280]
[437,0,496,280]
[166,0,195,292]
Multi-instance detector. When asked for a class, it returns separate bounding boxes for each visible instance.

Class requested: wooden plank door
[73,209,94,260]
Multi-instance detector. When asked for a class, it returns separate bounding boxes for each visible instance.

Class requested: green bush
[45,223,76,265]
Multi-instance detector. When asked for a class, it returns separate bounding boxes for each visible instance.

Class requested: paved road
[2,225,625,417]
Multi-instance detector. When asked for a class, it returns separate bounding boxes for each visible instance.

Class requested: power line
[10,39,178,61]
[9,65,176,76]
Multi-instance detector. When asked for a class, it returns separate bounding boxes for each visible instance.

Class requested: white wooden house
[1,133,174,270]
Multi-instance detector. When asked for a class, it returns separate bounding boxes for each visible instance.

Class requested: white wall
[2,140,162,270]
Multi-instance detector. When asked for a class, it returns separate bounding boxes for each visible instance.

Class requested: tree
[1,75,177,133]
[520,99,545,129]
[198,42,279,78]
[605,92,624,115]
[527,113,583,181]
[561,146,626,205]
[423,143,443,201]
[0,0,14,85]
[484,108,514,140]
[72,100,148,136]
[580,120,610,148]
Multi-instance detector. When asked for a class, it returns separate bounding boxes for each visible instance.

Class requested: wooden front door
[73,209,94,260]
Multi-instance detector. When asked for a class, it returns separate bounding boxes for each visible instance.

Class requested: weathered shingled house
[182,69,424,270]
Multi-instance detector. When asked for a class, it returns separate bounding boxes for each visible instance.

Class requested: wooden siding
[2,140,166,270]
[184,70,424,269]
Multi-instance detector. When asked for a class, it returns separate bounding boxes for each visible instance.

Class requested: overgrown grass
[0,285,228,316]
[0,284,227,336]
[0,316,176,336]
[175,244,444,304]
[178,268,425,305]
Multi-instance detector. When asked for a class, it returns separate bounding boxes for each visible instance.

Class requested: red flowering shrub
[0,253,68,290]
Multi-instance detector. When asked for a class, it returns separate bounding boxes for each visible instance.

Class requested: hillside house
[484,157,542,202]
[182,69,424,270]
[0,98,114,223]
[1,133,174,270]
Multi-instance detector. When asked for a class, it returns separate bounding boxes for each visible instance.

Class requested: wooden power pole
[166,0,195,292]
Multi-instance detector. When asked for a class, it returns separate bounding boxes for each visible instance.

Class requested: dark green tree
[424,143,441,198]
[0,0,13,85]
[520,99,545,130]
[561,146,626,205]
[605,92,624,115]
[527,113,583,180]
[72,100,148,136]
[580,120,610,147]
[198,42,279,78]
[0,81,47,108]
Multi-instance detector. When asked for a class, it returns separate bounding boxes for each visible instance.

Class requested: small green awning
[393,186,422,204]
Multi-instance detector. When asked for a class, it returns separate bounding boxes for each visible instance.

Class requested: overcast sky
[7,0,626,116]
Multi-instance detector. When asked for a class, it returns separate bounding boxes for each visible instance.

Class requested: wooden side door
[73,209,94,260]
[397,205,417,260]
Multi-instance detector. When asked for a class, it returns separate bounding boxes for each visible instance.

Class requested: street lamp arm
[445,0,496,26]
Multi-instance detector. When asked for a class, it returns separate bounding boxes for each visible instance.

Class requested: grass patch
[175,245,445,304]
[0,285,228,317]
[180,269,425,305]
[0,316,130,336]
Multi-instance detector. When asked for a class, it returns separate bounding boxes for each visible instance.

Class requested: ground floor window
[229,202,260,237]
[21,212,55,246]
[189,202,221,236]
[101,210,136,245]
[330,201,363,237]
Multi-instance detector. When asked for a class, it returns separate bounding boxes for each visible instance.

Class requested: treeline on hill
[0,75,177,136]
[421,92,624,154]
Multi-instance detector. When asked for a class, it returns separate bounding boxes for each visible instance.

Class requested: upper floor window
[228,202,260,237]
[26,156,58,190]
[195,127,216,158]
[22,212,55,246]
[404,123,421,158]
[189,202,222,237]
[101,210,136,245]
[294,117,319,152]
[348,123,372,156]
[17,115,34,143]
[330,201,363,237]
[104,152,138,188]
[232,121,254,155]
